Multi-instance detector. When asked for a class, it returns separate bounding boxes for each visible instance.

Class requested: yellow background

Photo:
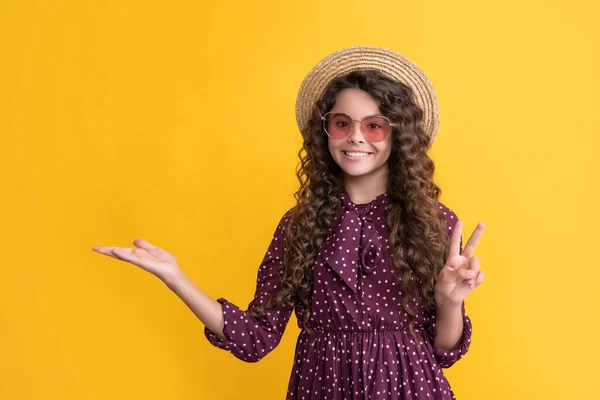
[1,0,598,399]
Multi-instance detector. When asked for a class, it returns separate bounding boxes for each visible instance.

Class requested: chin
[340,165,381,178]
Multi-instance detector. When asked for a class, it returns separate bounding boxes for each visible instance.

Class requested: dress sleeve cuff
[428,303,473,368]
[204,297,241,348]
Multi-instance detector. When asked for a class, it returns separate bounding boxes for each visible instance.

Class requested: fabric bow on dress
[320,191,390,293]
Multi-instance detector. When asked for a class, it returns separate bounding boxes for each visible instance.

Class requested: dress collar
[340,189,390,218]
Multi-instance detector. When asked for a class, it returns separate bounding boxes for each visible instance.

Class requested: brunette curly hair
[249,69,451,340]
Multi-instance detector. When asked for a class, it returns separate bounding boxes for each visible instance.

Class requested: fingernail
[468,271,475,277]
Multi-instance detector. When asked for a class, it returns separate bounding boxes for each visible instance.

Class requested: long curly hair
[249,69,451,340]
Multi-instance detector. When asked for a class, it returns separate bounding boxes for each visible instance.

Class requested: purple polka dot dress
[205,191,472,399]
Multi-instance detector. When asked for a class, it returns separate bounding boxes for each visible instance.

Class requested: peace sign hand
[434,221,486,308]
[92,238,182,283]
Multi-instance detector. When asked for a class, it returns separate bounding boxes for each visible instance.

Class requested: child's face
[327,88,393,182]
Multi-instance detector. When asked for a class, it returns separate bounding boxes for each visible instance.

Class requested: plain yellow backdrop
[1,0,598,399]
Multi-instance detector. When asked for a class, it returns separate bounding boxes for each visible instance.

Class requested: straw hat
[295,46,440,145]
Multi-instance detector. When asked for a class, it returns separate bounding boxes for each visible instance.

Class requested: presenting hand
[434,221,486,308]
[92,238,181,283]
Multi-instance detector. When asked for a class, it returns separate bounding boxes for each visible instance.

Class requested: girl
[93,46,485,399]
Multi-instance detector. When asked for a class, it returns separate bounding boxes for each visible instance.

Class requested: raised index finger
[448,220,463,258]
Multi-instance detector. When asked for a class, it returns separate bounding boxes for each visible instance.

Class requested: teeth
[344,151,370,157]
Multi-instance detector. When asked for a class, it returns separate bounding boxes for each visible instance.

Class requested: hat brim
[295,46,440,145]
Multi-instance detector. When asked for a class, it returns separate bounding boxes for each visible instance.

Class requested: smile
[343,151,372,158]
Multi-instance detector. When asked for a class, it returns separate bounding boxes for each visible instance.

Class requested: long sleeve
[203,210,294,363]
[425,203,473,368]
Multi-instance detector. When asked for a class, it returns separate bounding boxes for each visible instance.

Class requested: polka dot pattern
[204,193,472,399]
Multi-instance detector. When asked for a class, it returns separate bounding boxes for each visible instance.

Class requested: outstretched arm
[93,210,294,363]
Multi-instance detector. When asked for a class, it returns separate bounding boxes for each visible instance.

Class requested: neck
[343,165,389,204]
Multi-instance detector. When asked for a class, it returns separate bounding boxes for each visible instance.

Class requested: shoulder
[437,201,459,237]
[273,206,296,234]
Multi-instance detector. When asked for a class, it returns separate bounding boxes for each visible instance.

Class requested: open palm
[435,220,486,308]
[92,238,181,282]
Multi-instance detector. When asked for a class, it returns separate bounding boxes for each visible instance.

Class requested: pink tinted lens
[361,116,390,142]
[325,113,352,138]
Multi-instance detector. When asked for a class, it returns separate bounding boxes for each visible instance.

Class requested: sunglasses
[321,112,396,142]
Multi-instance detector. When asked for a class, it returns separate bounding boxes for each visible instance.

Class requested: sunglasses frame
[320,112,397,142]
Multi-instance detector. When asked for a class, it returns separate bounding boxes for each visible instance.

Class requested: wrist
[434,293,462,311]
[161,267,187,288]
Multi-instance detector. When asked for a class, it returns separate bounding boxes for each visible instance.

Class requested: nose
[346,120,365,144]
